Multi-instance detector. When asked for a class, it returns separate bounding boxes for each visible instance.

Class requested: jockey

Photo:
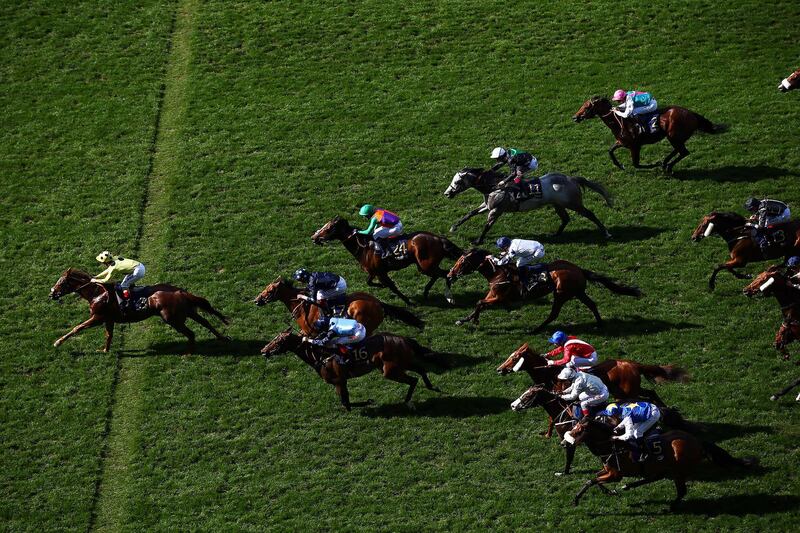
[311,316,367,364]
[493,236,546,288]
[292,268,347,318]
[490,147,540,192]
[91,251,145,310]
[545,331,599,369]
[358,204,403,258]
[558,363,609,419]
[744,197,791,252]
[598,401,662,462]
[612,89,658,133]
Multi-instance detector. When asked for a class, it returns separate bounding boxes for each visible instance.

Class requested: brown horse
[447,249,641,331]
[779,67,800,92]
[572,96,720,173]
[691,211,800,290]
[567,416,756,511]
[497,343,688,436]
[253,276,424,336]
[743,266,800,359]
[50,268,229,353]
[261,329,441,410]
[311,216,462,305]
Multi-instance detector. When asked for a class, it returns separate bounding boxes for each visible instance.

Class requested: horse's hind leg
[166,319,196,354]
[473,209,501,245]
[574,206,611,239]
[188,310,229,340]
[533,295,567,333]
[669,478,688,512]
[664,140,689,174]
[553,206,571,236]
[383,364,419,405]
[408,362,440,392]
[576,292,603,327]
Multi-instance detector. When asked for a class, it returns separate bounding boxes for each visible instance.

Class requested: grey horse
[444,168,614,244]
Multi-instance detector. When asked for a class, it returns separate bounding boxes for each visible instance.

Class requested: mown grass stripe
[89,0,197,530]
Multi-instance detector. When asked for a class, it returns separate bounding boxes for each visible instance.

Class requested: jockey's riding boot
[372,239,384,258]
[633,439,647,462]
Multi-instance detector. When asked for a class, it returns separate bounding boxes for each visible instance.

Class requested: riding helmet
[359,204,376,217]
[612,89,626,101]
[557,365,577,381]
[744,197,760,212]
[96,250,113,263]
[292,268,311,283]
[788,257,800,268]
[490,147,507,159]
[496,236,512,250]
[548,330,568,345]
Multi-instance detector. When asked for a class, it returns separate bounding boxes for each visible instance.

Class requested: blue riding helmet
[313,317,330,331]
[788,257,800,267]
[496,236,512,250]
[293,268,311,283]
[744,197,760,212]
[548,330,567,345]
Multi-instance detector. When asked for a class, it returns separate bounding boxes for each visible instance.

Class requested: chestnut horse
[691,211,800,290]
[497,343,688,436]
[447,249,641,331]
[567,416,756,511]
[50,268,229,353]
[261,329,441,410]
[779,67,800,92]
[572,96,720,173]
[253,277,424,335]
[311,216,462,305]
[743,266,800,359]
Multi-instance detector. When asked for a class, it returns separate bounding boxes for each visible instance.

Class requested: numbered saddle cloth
[385,238,410,260]
[638,111,660,134]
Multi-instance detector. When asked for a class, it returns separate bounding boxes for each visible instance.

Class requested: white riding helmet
[96,250,113,263]
[490,147,507,159]
[558,364,577,381]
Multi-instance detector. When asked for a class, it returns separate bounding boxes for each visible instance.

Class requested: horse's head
[444,168,480,198]
[496,342,544,375]
[572,96,611,123]
[261,327,297,357]
[691,211,745,242]
[447,248,491,281]
[254,276,292,306]
[779,68,800,92]
[510,385,548,411]
[50,268,90,301]
[311,216,351,245]
[743,265,784,297]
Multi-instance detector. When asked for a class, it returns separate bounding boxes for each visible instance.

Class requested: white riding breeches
[327,323,367,347]
[579,390,609,410]
[572,351,598,370]
[630,406,661,439]
[630,99,658,116]
[373,222,404,239]
[316,278,347,302]
[120,264,145,288]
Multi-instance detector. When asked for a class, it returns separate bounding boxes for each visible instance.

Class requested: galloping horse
[497,343,688,436]
[573,96,721,173]
[743,266,800,359]
[779,67,800,92]
[567,416,756,511]
[447,249,641,332]
[50,268,229,353]
[444,168,613,244]
[254,276,424,336]
[691,211,800,290]
[311,216,462,305]
[261,329,441,410]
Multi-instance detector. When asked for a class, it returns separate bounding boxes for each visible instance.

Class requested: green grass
[3,0,800,530]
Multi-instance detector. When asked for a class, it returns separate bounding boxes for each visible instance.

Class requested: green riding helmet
[359,204,376,217]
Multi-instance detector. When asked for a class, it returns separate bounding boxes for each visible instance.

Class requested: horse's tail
[405,336,448,368]
[574,176,614,208]
[440,236,463,260]
[185,292,230,325]
[693,112,725,134]
[581,269,642,297]
[702,441,758,468]
[380,302,425,330]
[638,364,690,384]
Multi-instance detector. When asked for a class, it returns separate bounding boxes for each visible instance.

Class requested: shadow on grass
[433,353,495,371]
[671,493,798,516]
[565,316,703,337]
[361,395,510,418]
[120,338,265,358]
[537,225,666,245]
[672,165,798,183]
[415,290,490,309]
[699,421,773,442]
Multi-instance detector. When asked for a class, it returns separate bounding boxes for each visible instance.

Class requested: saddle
[510,177,543,201]
[518,264,553,296]
[637,111,661,134]
[374,237,410,261]
[751,224,792,259]
[109,285,152,312]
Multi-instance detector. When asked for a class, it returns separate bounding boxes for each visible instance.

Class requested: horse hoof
[367,399,375,405]
[96,348,109,353]
[605,233,613,240]
[53,341,61,348]
[406,401,416,410]
[449,226,458,233]
[455,320,464,326]
[445,296,455,305]
[572,499,579,507]
[554,472,565,477]
[770,395,778,401]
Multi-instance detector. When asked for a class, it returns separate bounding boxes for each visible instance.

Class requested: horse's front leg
[450,204,488,233]
[54,315,103,347]
[472,209,501,245]
[100,321,115,353]
[532,294,567,333]
[455,294,499,326]
[608,143,625,170]
[771,377,800,401]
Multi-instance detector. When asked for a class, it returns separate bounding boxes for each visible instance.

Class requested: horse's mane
[590,95,610,105]
[66,268,92,280]
[709,211,745,221]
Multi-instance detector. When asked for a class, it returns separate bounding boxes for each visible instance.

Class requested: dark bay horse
[743,266,800,359]
[691,211,800,290]
[779,67,800,92]
[573,96,721,173]
[497,343,688,436]
[447,249,641,332]
[261,329,441,410]
[254,277,424,336]
[50,268,229,353]
[311,216,462,305]
[444,168,613,244]
[567,416,756,511]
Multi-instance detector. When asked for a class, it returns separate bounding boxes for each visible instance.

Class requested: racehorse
[572,96,721,173]
[779,67,800,92]
[311,216,462,305]
[743,266,800,359]
[254,276,424,336]
[443,168,613,244]
[50,268,229,354]
[691,211,800,290]
[447,249,641,332]
[497,343,688,436]
[566,416,757,511]
[261,328,442,410]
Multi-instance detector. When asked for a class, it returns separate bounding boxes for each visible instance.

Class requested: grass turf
[2,0,800,530]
